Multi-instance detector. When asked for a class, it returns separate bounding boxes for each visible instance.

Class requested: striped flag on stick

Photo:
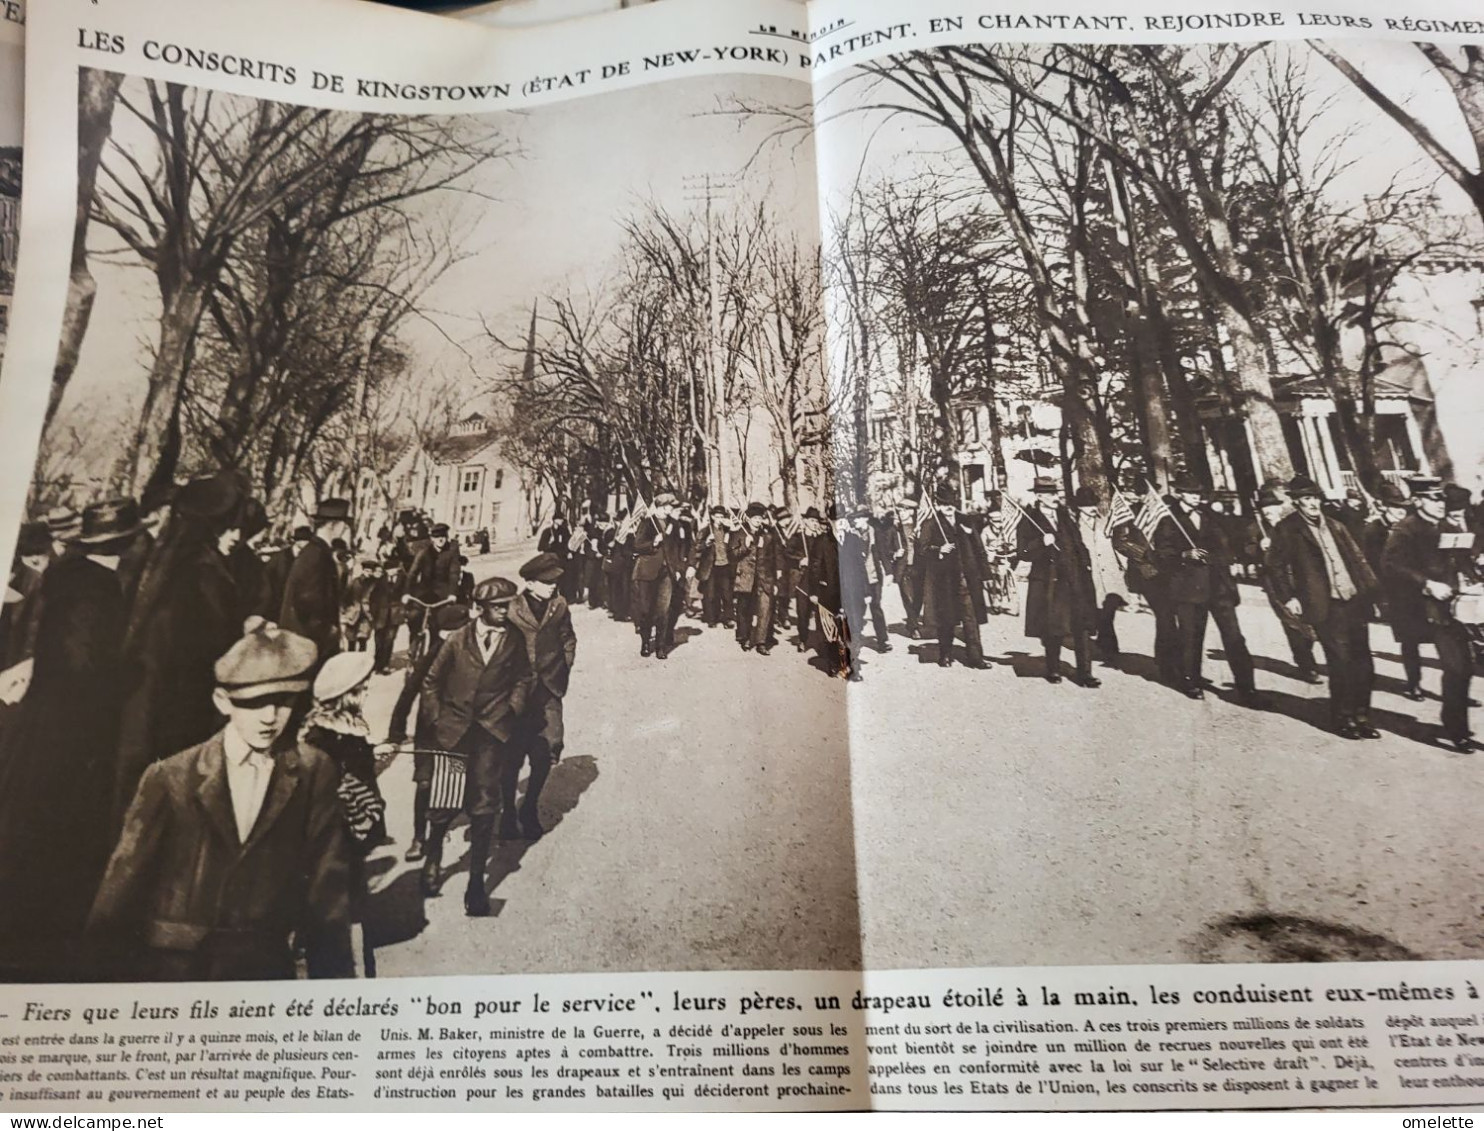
[1135,483,1171,545]
[1105,488,1137,538]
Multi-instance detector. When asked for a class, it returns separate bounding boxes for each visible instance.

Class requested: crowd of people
[533,470,1483,754]
[0,475,576,981]
[0,459,1479,982]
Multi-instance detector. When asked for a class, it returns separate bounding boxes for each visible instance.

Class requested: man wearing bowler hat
[417,576,534,914]
[1151,473,1258,703]
[281,498,352,663]
[87,618,353,981]
[507,552,577,840]
[1268,475,1380,739]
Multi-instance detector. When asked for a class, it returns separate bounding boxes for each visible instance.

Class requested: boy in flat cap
[87,619,353,981]
[507,553,578,840]
[417,577,534,915]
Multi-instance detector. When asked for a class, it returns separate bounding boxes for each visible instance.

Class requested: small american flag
[820,607,839,643]
[1105,488,1137,537]
[615,498,649,541]
[1135,484,1170,545]
[426,751,468,811]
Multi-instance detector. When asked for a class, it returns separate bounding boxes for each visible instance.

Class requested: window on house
[432,474,441,496]
[494,469,504,490]
[490,502,502,527]
[461,469,480,493]
[458,504,476,527]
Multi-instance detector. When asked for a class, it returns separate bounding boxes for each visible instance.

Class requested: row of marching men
[535,470,1483,752]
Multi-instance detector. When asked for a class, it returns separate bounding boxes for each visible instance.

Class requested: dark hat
[802,506,822,521]
[1254,488,1285,510]
[360,558,381,570]
[1031,476,1060,495]
[432,602,473,632]
[140,480,177,514]
[1287,474,1322,499]
[771,503,788,515]
[408,522,429,539]
[1070,486,1099,509]
[745,502,767,517]
[430,522,450,537]
[1443,483,1473,511]
[44,505,81,535]
[175,474,244,523]
[76,497,144,548]
[239,497,268,542]
[214,617,317,700]
[520,552,564,582]
[292,525,313,542]
[709,505,727,516]
[1375,482,1409,507]
[1407,475,1444,499]
[17,522,50,556]
[593,511,609,522]
[331,538,349,553]
[1170,473,1205,494]
[314,498,351,523]
[472,576,519,605]
[934,483,958,506]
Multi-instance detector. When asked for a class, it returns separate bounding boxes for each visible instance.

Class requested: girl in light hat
[302,651,385,976]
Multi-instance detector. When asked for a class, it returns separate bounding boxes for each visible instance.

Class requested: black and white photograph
[0,66,861,982]
[807,38,1484,969]
[3,29,1484,989]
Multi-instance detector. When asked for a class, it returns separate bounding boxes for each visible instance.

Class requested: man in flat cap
[417,577,534,914]
[1383,478,1479,751]
[631,492,680,658]
[507,552,578,840]
[732,501,781,656]
[87,618,353,981]
[404,521,462,654]
[538,502,577,603]
[1268,475,1380,739]
[281,499,352,664]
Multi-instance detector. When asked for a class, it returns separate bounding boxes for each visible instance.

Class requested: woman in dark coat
[113,474,248,822]
[0,499,137,978]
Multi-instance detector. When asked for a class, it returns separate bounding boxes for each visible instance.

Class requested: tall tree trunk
[128,283,207,496]
[49,71,124,426]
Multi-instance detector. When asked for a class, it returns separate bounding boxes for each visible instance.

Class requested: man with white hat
[88,619,353,980]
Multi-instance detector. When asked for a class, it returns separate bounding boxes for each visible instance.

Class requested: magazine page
[804,0,1484,1112]
[0,0,20,368]
[0,0,869,1113]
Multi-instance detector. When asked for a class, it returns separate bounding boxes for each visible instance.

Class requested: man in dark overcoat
[0,499,138,979]
[1151,474,1257,702]
[1267,475,1380,738]
[1366,483,1426,700]
[1017,478,1099,686]
[281,499,351,664]
[87,619,352,981]
[732,502,781,655]
[417,577,534,915]
[917,485,989,669]
[1383,478,1480,752]
[507,553,578,840]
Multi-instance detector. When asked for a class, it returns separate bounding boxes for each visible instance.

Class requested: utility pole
[682,172,737,506]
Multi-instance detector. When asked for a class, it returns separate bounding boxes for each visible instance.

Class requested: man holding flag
[1151,474,1258,703]
[1016,478,1099,686]
[916,484,989,669]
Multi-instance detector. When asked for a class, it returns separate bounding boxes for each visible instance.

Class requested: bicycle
[401,594,454,666]
[985,554,1020,616]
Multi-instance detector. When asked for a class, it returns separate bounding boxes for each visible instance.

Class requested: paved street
[359,543,1484,975]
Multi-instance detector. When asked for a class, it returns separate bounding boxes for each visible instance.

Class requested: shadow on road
[363,754,601,950]
[1188,912,1422,963]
